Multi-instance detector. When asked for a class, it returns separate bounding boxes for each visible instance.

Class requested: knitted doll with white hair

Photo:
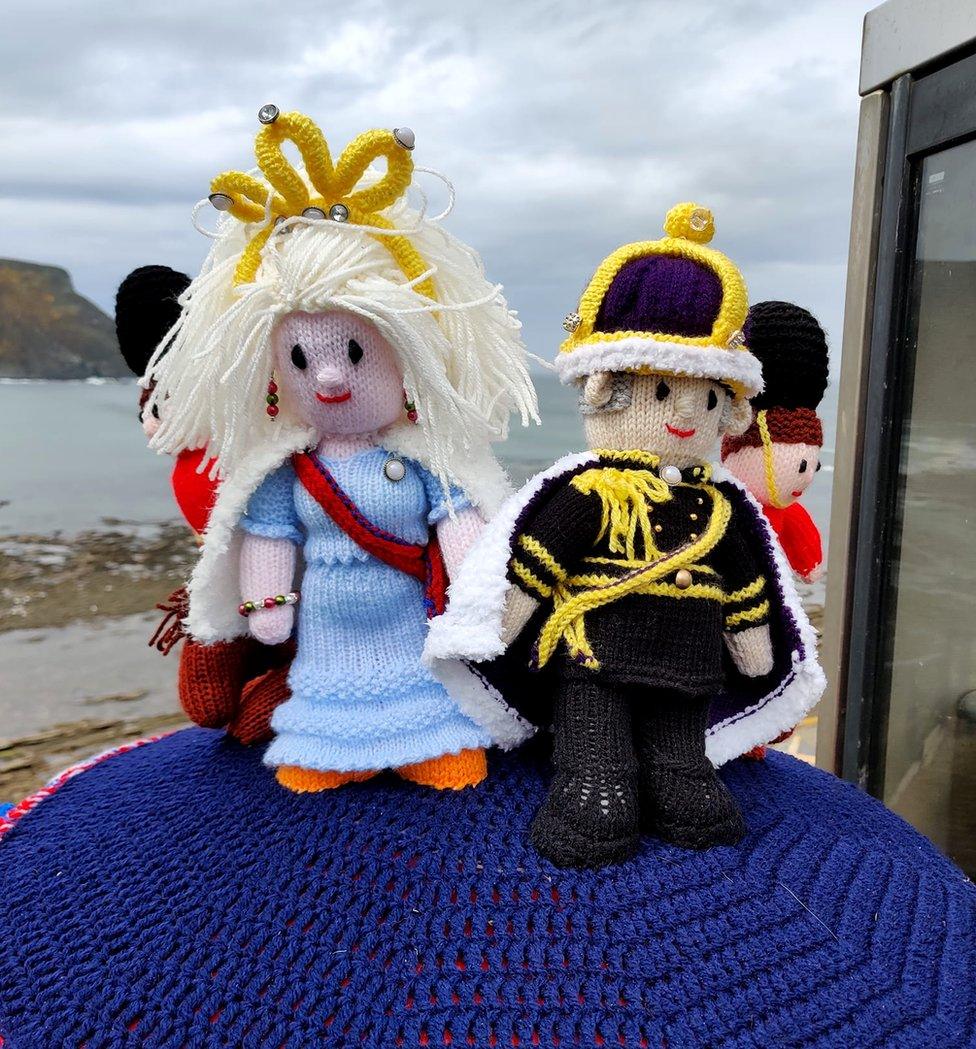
[425,205,825,867]
[146,109,537,793]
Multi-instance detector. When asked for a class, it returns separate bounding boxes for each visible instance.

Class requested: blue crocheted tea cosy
[0,728,973,1048]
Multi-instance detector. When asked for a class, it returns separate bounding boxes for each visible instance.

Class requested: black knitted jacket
[507,452,770,694]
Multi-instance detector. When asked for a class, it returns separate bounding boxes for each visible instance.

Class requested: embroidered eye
[707,388,718,411]
[798,459,808,473]
[347,338,363,365]
[655,380,670,401]
[291,344,307,370]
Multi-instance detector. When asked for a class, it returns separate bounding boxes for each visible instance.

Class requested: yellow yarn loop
[534,485,732,669]
[209,112,435,297]
[756,409,789,509]
[663,202,715,244]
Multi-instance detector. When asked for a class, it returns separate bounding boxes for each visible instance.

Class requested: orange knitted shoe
[275,767,376,793]
[396,749,487,790]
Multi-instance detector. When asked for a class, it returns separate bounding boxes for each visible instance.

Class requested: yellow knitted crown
[556,203,760,397]
[208,108,435,296]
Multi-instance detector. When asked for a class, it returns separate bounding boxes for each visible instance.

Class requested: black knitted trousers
[530,671,744,868]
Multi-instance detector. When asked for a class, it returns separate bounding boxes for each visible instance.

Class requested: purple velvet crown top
[595,254,722,338]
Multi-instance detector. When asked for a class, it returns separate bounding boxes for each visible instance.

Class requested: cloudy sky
[2,0,872,369]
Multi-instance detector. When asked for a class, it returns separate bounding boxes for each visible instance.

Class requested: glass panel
[883,137,976,875]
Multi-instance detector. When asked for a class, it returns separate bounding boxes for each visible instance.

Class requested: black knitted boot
[634,691,745,849]
[530,671,640,868]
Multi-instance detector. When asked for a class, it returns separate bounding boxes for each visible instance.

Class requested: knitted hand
[249,605,294,646]
[724,624,774,677]
[436,506,485,581]
[500,585,540,645]
[240,534,297,646]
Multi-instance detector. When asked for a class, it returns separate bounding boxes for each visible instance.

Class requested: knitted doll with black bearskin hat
[425,204,825,868]
[721,300,829,584]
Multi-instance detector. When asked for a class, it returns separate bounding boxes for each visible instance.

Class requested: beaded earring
[403,390,418,423]
[266,375,280,418]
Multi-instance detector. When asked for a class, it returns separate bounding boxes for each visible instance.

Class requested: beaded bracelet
[238,591,300,617]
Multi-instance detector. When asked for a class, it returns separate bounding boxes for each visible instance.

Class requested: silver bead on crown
[208,192,234,211]
[301,206,326,220]
[258,103,280,125]
[689,207,710,232]
[727,329,746,349]
[328,203,349,222]
[562,311,581,333]
[392,127,415,151]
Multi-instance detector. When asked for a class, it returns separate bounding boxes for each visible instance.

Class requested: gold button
[654,524,663,533]
[690,532,698,540]
[690,513,698,521]
[675,569,693,590]
[697,497,704,505]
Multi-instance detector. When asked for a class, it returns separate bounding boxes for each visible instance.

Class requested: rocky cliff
[0,259,125,379]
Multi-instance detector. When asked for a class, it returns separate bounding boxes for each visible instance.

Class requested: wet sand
[0,525,195,799]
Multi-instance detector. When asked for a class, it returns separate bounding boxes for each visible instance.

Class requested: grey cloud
[2,0,870,366]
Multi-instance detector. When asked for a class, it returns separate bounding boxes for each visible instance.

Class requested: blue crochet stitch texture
[0,728,973,1048]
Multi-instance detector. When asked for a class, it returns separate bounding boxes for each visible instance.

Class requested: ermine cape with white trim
[423,452,826,765]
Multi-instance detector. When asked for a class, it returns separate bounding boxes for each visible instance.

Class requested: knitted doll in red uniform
[425,205,825,868]
[721,301,829,584]
[115,265,293,745]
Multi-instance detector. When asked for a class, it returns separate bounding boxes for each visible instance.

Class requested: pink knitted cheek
[772,442,820,500]
[272,310,405,435]
[722,447,769,504]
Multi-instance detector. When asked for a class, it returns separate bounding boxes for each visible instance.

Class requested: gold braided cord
[518,535,567,583]
[511,559,552,599]
[756,409,789,509]
[534,485,732,669]
[725,575,766,604]
[208,112,435,292]
[725,600,771,629]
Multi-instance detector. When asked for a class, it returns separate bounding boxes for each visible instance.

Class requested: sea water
[0,375,835,539]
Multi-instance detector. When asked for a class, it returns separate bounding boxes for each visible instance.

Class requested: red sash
[292,452,448,618]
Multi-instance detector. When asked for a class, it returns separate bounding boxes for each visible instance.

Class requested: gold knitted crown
[208,106,434,296]
[555,203,762,398]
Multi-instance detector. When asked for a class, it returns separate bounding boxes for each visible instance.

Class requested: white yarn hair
[146,185,538,488]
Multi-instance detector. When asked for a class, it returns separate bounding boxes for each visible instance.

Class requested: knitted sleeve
[506,478,602,600]
[240,462,302,544]
[713,497,771,634]
[418,465,473,525]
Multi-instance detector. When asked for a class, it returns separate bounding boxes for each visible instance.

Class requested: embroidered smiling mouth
[316,391,352,404]
[665,424,697,438]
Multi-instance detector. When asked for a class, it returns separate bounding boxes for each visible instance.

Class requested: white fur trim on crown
[554,337,764,399]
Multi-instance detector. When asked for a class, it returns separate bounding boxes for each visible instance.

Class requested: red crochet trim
[0,734,172,842]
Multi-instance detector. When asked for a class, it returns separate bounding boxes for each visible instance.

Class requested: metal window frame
[820,45,976,788]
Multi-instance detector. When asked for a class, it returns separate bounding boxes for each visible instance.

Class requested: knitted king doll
[425,204,825,867]
[146,108,537,793]
[721,301,830,583]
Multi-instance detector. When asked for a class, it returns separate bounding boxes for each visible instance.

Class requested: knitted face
[271,310,404,436]
[722,442,821,507]
[582,372,747,466]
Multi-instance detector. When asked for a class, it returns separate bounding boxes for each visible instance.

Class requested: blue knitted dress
[241,448,491,771]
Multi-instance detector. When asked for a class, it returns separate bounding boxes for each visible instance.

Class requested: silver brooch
[383,455,406,482]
